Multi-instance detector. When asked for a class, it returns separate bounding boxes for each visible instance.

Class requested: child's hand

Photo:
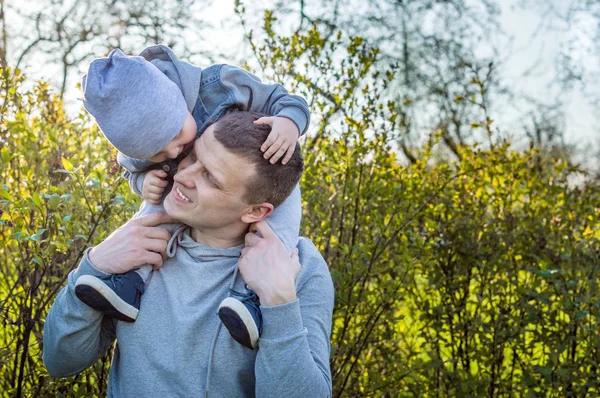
[142,169,169,205]
[255,116,300,165]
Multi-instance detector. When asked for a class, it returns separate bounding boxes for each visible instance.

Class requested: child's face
[148,112,197,163]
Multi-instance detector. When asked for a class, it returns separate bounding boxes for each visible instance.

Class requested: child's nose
[167,148,180,159]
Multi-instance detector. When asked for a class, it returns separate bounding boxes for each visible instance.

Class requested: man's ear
[241,203,274,224]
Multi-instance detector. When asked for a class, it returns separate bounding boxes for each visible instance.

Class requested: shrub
[0,67,138,396]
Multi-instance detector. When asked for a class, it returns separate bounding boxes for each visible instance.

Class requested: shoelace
[110,274,129,288]
[109,274,145,294]
[228,287,261,312]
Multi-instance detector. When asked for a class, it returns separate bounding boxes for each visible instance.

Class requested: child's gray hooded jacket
[117,45,311,198]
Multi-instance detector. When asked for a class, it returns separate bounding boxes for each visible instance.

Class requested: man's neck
[190,224,247,249]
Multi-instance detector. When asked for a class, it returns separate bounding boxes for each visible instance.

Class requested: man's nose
[178,155,196,171]
[174,158,199,184]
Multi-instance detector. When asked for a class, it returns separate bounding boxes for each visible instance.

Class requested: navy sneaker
[74,271,145,322]
[218,288,262,350]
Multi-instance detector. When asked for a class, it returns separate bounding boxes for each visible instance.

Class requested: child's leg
[264,184,301,252]
[134,264,153,283]
[74,201,183,322]
[219,184,302,349]
[74,267,146,322]
[74,201,166,322]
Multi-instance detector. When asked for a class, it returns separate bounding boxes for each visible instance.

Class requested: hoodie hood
[139,45,202,113]
[167,225,244,260]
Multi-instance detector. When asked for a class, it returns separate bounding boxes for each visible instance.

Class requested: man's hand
[88,212,176,274]
[255,116,300,165]
[238,220,301,306]
[142,169,169,205]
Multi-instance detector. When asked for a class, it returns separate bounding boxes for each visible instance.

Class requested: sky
[496,2,597,149]
[8,0,599,154]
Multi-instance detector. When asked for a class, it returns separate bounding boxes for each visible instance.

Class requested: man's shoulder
[296,238,332,284]
[297,237,324,260]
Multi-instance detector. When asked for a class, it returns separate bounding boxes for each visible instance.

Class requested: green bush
[0,68,138,396]
[1,16,600,397]
[247,14,600,395]
[302,136,600,396]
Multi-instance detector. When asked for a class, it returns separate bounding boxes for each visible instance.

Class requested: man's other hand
[239,220,301,306]
[88,212,176,274]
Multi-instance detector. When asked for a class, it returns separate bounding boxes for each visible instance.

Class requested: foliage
[303,134,600,396]
[0,67,138,396]
[1,10,600,398]
[240,10,600,396]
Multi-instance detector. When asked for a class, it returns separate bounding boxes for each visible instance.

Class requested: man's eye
[204,171,217,187]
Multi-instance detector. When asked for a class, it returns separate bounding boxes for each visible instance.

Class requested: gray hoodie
[43,226,334,397]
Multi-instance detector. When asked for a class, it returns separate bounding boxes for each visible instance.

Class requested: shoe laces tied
[110,274,129,288]
[109,274,145,294]
[228,287,260,312]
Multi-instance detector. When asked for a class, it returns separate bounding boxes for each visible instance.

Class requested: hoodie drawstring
[205,262,240,397]
[166,224,187,258]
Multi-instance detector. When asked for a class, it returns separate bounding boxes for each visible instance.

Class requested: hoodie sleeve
[265,184,301,253]
[122,168,148,198]
[117,152,155,197]
[43,249,117,377]
[219,65,311,136]
[254,239,334,398]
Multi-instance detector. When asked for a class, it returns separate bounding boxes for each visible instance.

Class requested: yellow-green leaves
[61,157,74,172]
[1,67,138,396]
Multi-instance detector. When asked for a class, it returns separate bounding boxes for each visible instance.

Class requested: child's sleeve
[265,184,302,253]
[219,65,311,136]
[117,152,154,197]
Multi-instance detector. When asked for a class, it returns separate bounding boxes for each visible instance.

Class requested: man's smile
[174,185,193,203]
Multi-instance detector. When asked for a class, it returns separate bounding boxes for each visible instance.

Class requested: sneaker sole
[75,275,139,322]
[217,297,259,350]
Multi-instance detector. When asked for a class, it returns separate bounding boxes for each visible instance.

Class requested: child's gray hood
[139,45,201,113]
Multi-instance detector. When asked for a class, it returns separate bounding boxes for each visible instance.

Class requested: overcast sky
[497,2,597,148]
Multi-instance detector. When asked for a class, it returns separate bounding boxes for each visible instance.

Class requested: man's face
[163,124,257,231]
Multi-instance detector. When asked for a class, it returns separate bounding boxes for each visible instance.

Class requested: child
[74,47,309,350]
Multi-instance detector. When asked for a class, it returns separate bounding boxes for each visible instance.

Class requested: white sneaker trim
[75,274,139,320]
[218,297,260,349]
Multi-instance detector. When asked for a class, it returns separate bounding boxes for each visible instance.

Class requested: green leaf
[32,192,43,207]
[30,229,47,241]
[61,158,74,171]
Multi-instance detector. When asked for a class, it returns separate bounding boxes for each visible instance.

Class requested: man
[43,112,335,397]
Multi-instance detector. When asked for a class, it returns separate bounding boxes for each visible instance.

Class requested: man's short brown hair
[212,111,304,208]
